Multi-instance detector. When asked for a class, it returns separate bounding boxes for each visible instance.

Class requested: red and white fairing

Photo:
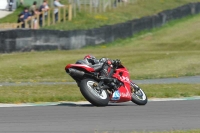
[66,63,133,103]
[110,67,132,102]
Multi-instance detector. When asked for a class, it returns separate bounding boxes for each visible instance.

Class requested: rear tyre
[79,78,109,106]
[131,83,148,105]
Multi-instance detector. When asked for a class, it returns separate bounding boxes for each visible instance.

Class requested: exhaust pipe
[66,68,85,78]
[66,68,99,81]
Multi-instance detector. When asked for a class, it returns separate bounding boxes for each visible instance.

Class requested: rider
[83,55,100,65]
[83,54,113,77]
[82,55,121,91]
[76,54,121,78]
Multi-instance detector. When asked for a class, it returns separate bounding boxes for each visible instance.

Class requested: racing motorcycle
[65,58,147,106]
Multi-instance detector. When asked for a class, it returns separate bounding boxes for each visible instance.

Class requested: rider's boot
[110,81,118,91]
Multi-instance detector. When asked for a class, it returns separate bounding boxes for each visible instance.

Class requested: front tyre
[131,83,148,105]
[79,78,109,106]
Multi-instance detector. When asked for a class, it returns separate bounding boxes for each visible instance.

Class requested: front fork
[92,80,115,96]
[92,81,104,96]
[130,82,140,93]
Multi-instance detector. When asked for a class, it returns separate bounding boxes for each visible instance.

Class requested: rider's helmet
[84,54,97,65]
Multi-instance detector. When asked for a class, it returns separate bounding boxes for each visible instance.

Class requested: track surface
[0,76,200,132]
[0,100,200,133]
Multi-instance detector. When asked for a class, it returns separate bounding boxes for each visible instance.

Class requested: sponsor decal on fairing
[120,86,131,98]
[111,90,121,100]
[120,76,130,83]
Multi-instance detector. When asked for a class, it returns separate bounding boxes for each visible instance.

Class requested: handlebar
[112,59,121,68]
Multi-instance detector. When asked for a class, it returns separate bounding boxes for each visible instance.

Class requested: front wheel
[131,83,148,105]
[79,78,109,106]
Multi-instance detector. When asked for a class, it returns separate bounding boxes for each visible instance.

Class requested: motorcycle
[65,58,148,106]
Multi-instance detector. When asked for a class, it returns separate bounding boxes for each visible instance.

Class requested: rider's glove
[112,59,121,67]
[116,59,121,65]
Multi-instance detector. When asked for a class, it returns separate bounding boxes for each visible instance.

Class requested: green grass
[44,0,200,30]
[2,0,200,31]
[1,2,200,103]
[1,49,200,82]
[0,84,199,103]
[115,130,200,133]
[0,84,84,103]
[1,13,200,82]
[141,84,200,98]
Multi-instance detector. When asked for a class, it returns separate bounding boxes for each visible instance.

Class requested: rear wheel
[79,78,109,106]
[131,83,147,105]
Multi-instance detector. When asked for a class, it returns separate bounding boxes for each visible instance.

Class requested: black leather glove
[112,59,121,67]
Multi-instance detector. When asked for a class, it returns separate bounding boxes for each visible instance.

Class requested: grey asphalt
[133,76,200,84]
[0,100,200,133]
[0,76,200,86]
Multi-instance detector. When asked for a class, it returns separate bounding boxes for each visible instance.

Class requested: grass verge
[0,50,200,82]
[1,14,200,82]
[119,130,200,133]
[0,84,84,103]
[44,0,200,30]
[1,0,200,31]
[0,2,200,103]
[0,84,199,103]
